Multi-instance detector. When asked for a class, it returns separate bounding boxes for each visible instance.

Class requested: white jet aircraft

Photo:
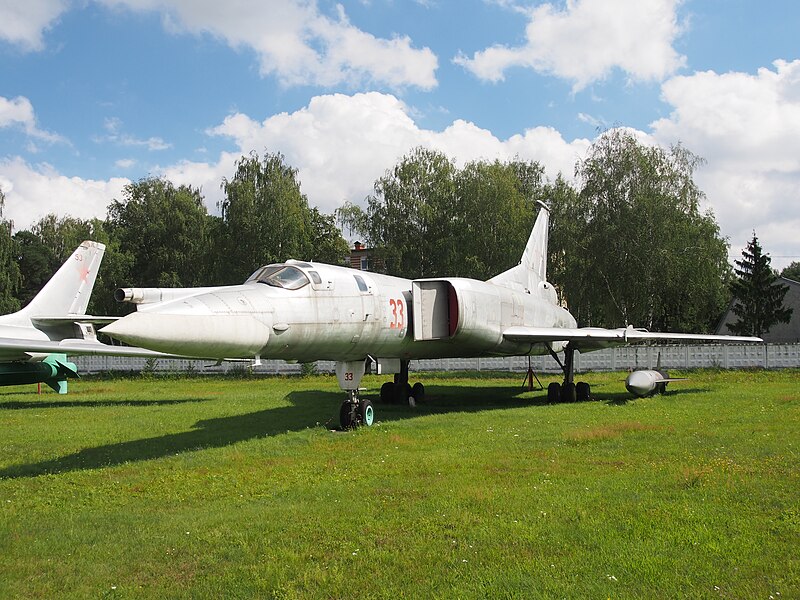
[100,202,761,427]
[0,240,175,393]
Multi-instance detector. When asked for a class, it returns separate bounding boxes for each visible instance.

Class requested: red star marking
[78,264,90,283]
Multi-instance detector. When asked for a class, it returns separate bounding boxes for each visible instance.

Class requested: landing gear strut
[546,345,592,403]
[378,360,424,406]
[335,359,425,430]
[335,361,375,430]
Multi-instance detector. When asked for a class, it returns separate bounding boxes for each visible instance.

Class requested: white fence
[73,344,800,376]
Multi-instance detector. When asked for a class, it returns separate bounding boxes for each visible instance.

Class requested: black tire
[380,382,394,403]
[394,382,411,405]
[411,382,425,402]
[359,399,374,426]
[547,382,561,404]
[561,382,577,403]
[339,402,355,430]
[576,381,591,402]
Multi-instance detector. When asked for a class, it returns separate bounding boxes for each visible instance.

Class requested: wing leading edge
[0,337,180,362]
[503,325,762,352]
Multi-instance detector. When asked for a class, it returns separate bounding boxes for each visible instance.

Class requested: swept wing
[503,325,761,351]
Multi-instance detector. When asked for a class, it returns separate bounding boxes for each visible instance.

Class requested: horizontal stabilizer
[31,315,119,326]
[0,336,183,362]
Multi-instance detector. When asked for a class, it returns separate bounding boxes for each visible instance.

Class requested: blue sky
[1,0,799,270]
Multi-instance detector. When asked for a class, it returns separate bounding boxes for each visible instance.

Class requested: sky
[1,0,799,270]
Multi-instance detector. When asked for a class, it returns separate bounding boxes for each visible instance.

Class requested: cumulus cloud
[160,92,590,217]
[4,72,797,270]
[0,157,129,229]
[455,0,686,90]
[115,158,136,169]
[97,0,438,89]
[0,95,65,144]
[651,59,800,269]
[94,117,171,151]
[0,0,69,51]
[3,1,437,89]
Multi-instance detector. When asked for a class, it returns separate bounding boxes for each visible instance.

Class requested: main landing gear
[546,345,592,403]
[379,360,424,406]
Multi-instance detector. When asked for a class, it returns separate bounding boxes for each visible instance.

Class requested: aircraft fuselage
[105,260,575,363]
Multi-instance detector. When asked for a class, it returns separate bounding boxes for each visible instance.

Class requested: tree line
[0,152,350,316]
[339,130,735,333]
[1,131,794,334]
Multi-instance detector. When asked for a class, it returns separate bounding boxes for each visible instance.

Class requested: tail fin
[488,201,550,292]
[18,241,105,317]
[521,200,550,283]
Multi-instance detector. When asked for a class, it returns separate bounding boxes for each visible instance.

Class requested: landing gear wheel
[411,382,425,403]
[561,382,577,403]
[359,399,374,426]
[576,382,591,402]
[339,401,356,430]
[380,382,394,403]
[394,383,412,405]
[547,382,561,404]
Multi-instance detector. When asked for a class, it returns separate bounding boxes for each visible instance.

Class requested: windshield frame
[245,265,310,290]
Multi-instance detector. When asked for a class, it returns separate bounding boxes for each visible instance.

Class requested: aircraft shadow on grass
[0,383,708,479]
[0,398,211,410]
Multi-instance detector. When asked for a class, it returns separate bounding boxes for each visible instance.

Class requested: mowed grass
[0,369,798,599]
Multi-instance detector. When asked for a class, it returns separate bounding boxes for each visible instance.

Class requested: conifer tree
[727,233,792,336]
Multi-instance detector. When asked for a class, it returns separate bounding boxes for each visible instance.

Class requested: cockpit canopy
[245,264,309,290]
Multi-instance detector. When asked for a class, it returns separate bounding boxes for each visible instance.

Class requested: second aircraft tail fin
[18,240,105,318]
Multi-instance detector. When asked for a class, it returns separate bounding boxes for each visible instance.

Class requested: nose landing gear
[335,359,423,430]
[339,389,374,430]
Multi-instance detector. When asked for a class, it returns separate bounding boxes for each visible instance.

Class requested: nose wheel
[339,391,374,430]
[334,359,420,430]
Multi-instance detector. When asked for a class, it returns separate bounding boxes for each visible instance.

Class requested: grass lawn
[0,369,798,599]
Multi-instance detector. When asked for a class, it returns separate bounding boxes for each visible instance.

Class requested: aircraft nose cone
[625,370,656,397]
[101,312,270,358]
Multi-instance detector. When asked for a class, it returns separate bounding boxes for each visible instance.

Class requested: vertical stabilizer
[18,241,105,317]
[488,201,550,292]
[521,200,549,283]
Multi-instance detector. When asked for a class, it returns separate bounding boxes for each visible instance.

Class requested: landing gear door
[412,280,458,341]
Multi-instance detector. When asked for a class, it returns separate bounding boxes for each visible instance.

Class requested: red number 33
[389,298,404,329]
